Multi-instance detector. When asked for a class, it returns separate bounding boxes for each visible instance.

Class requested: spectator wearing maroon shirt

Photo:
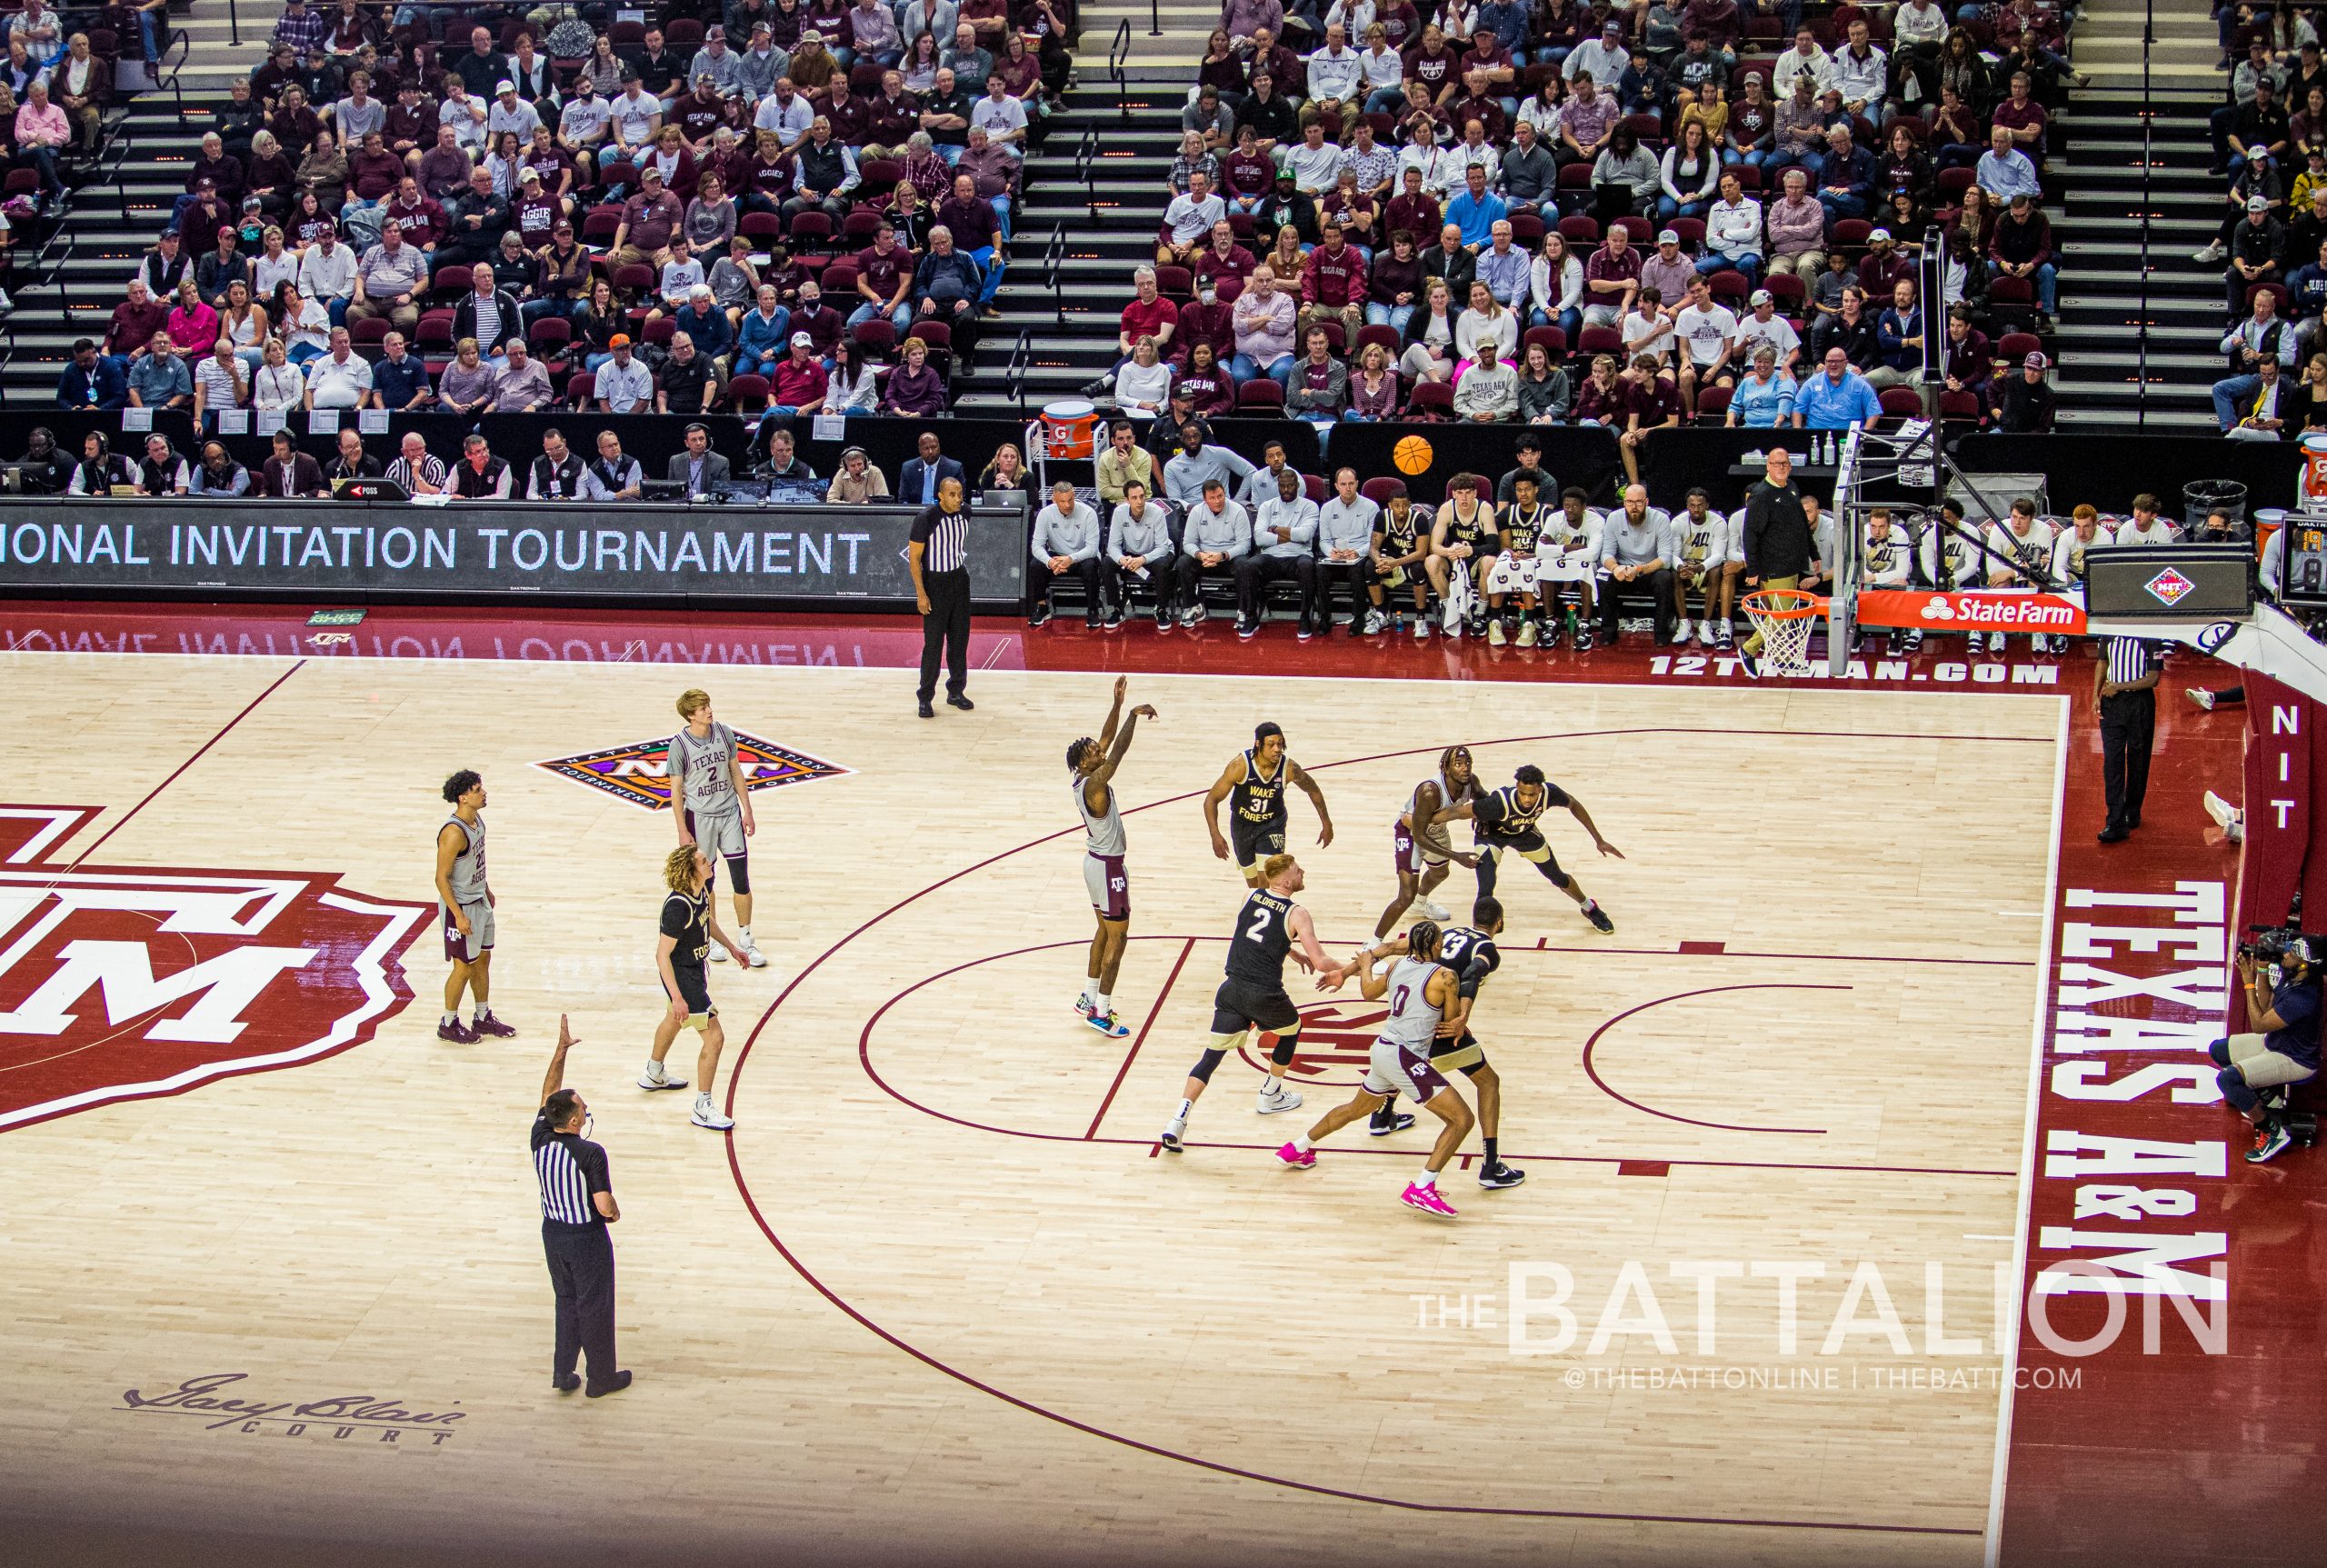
[1299,220,1368,343]
[1193,219,1258,288]
[788,280,846,357]
[1572,352,1632,424]
[1173,280,1236,369]
[1219,125,1277,214]
[1116,265,1180,367]
[104,279,172,375]
[382,178,445,253]
[1456,33,1517,113]
[1987,71,2049,163]
[1176,341,1237,416]
[882,336,950,414]
[1403,24,1461,106]
[851,222,917,334]
[824,75,871,145]
[1364,227,1425,329]
[767,331,831,414]
[937,172,1004,305]
[1384,168,1442,249]
[1941,305,1991,401]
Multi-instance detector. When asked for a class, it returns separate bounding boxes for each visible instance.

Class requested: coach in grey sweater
[1314,471,1380,630]
[1106,488,1177,622]
[1171,481,1253,628]
[1028,479,1104,628]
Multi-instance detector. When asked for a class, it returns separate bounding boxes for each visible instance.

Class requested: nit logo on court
[535,733,849,811]
[0,804,431,1134]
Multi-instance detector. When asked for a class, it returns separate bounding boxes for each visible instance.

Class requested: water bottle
[1564,604,1579,644]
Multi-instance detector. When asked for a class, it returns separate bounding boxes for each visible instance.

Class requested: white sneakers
[638,1060,689,1091]
[1411,617,1429,640]
[1487,619,1507,645]
[1515,619,1538,646]
[1256,1086,1303,1114]
[738,930,767,968]
[1671,618,1693,644]
[691,1093,734,1131]
[1362,607,1385,634]
[2204,790,2244,842]
[2192,241,2227,265]
[1696,619,1716,645]
[1416,897,1451,922]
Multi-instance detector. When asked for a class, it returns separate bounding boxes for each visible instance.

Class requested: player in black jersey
[1160,853,1339,1151]
[1427,472,1501,637]
[639,845,748,1132]
[1433,764,1621,933]
[1432,896,1525,1188]
[1203,721,1333,889]
[1364,485,1433,637]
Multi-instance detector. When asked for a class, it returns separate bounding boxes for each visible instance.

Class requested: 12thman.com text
[1648,655,2062,684]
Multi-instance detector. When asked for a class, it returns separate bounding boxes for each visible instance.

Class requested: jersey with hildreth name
[1074,769,1126,856]
[1230,748,1290,827]
[1860,524,1911,585]
[1225,887,1296,986]
[443,814,487,904]
[670,721,740,816]
[1378,954,1450,1049]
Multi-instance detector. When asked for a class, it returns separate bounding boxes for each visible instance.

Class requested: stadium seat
[1577,325,1623,360]
[726,374,770,412]
[1878,386,1924,417]
[1406,380,1454,419]
[565,371,594,406]
[1523,325,1567,359]
[1236,378,1285,412]
[1695,385,1733,421]
[1557,214,1601,245]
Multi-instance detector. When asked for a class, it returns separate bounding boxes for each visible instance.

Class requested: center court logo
[536,732,849,811]
[0,804,430,1134]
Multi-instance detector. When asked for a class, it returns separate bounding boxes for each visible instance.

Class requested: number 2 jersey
[1225,886,1296,989]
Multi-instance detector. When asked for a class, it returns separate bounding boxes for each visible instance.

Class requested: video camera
[2238,922,2322,968]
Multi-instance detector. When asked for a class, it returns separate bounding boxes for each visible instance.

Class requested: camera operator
[2212,934,2324,1164]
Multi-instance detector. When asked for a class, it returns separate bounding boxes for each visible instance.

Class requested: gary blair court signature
[118,1373,466,1444]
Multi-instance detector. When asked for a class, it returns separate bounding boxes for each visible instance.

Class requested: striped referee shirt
[2103,636,2162,687]
[913,504,971,572]
[531,1110,612,1232]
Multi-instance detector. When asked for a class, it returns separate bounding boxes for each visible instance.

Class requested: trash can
[2182,479,2247,534]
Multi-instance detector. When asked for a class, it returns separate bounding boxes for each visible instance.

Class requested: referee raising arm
[2095,634,2162,844]
[534,1016,631,1399]
[909,473,975,720]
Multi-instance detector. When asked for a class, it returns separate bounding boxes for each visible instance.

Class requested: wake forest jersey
[1231,748,1290,828]
[1473,780,1570,844]
[1668,508,1724,571]
[1226,887,1296,986]
[1499,502,1551,557]
[1861,524,1910,584]
[1074,770,1126,856]
[1442,499,1498,554]
[1435,925,1502,997]
[670,722,740,816]
[1379,504,1426,559]
[661,887,712,968]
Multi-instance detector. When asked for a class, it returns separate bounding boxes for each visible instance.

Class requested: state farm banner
[0,498,1025,608]
[1855,588,2088,634]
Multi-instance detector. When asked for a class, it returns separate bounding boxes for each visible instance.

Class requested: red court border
[721,723,2057,1538]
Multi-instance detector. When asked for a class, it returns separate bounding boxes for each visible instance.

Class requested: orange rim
[1740,590,1829,620]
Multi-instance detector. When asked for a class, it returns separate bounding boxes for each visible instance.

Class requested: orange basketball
[1392,434,1433,475]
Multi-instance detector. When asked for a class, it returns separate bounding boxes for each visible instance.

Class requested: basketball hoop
[1741,587,1829,675]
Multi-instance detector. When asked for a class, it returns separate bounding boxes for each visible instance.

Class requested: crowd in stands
[2204,23,2327,436]
[1092,0,2079,470]
[60,0,1074,433]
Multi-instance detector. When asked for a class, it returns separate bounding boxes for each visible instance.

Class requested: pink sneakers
[1400,1180,1458,1218]
[1274,1142,1316,1169]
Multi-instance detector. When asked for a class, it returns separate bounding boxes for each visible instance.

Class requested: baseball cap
[2023,350,2048,370]
[495,78,515,93]
[802,27,824,42]
[519,166,542,182]
[1870,226,1892,241]
[1749,287,1773,305]
[790,331,814,346]
[2249,194,2272,212]
[705,23,724,37]
[609,333,632,347]
[1657,227,1679,245]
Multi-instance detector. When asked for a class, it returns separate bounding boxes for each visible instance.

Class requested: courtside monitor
[2082,543,2255,622]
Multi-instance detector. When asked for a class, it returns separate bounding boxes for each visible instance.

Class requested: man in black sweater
[1738,444,1814,673]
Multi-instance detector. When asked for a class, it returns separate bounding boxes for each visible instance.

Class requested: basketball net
[1742,588,1823,676]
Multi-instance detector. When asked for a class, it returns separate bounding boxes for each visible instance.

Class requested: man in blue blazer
[897,430,967,508]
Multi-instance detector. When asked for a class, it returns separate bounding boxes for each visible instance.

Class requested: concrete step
[2057,405,2219,427]
[2074,36,2229,63]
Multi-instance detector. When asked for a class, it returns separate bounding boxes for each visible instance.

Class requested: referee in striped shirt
[533,1016,630,1398]
[909,474,976,720]
[2096,634,2162,844]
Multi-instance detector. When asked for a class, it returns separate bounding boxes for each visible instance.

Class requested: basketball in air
[1393,435,1433,475]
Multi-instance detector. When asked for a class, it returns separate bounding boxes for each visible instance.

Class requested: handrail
[1000,326,1033,404]
[1111,17,1136,115]
[1041,221,1064,325]
[156,26,194,124]
[1073,121,1099,218]
[2134,0,2152,427]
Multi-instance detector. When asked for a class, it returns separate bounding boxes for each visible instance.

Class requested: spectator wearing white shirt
[1283,120,1343,196]
[1772,28,1834,100]
[1357,24,1406,114]
[1700,172,1764,287]
[303,326,375,409]
[1670,275,1740,416]
[1831,19,1889,120]
[1529,231,1583,337]
[969,73,1027,155]
[1158,169,1227,265]
[753,78,815,145]
[609,78,664,155]
[1453,280,1518,365]
[296,232,357,324]
[440,85,490,154]
[250,340,308,410]
[593,335,655,413]
[488,80,543,142]
[1733,289,1803,376]
[1303,25,1365,135]
[193,340,247,424]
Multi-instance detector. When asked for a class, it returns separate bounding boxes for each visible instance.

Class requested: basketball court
[0,644,2069,1567]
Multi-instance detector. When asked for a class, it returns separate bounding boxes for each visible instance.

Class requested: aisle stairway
[2050,0,2232,428]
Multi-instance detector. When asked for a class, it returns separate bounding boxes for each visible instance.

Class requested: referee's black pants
[543,1223,618,1385]
[2101,687,2156,830]
[919,565,971,702]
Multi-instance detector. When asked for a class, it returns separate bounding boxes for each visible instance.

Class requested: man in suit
[260,429,328,497]
[897,429,967,508]
[665,422,733,494]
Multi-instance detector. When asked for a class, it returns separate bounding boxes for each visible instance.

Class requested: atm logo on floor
[0,804,431,1134]
[536,733,849,811]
